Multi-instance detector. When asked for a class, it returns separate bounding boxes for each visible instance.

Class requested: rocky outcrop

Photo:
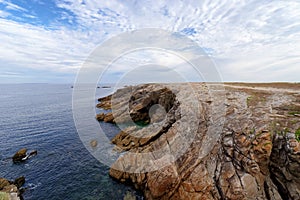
[96,85,176,125]
[12,149,37,163]
[0,177,25,200]
[12,149,27,163]
[269,133,300,199]
[97,95,112,110]
[96,83,300,200]
[13,177,25,189]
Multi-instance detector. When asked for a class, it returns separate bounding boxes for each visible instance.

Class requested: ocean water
[0,84,142,200]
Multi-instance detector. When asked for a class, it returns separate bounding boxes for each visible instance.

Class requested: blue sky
[0,0,299,83]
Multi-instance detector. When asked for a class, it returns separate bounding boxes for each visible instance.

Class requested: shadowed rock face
[96,85,176,125]
[128,87,176,124]
[96,83,300,200]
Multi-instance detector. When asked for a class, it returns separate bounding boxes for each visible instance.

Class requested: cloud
[53,0,300,82]
[0,9,10,18]
[2,1,28,12]
[1,0,300,82]
[0,19,96,72]
[0,71,22,78]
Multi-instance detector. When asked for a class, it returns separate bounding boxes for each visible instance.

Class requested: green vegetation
[269,121,282,136]
[264,142,272,146]
[0,192,9,200]
[288,111,300,116]
[285,104,300,116]
[283,127,290,134]
[246,94,267,107]
[135,120,150,127]
[246,96,253,107]
[295,128,300,142]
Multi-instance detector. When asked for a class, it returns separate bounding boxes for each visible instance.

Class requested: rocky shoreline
[1,149,37,200]
[96,83,300,200]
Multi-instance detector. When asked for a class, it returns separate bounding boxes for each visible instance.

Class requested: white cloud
[1,0,300,82]
[53,0,300,82]
[0,19,97,73]
[5,2,27,12]
[0,9,10,18]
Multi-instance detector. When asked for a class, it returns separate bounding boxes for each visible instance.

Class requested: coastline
[96,82,300,199]
[0,84,141,200]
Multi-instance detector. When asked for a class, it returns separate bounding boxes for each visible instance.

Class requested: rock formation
[96,83,300,200]
[12,149,37,163]
[12,148,27,163]
[0,176,25,200]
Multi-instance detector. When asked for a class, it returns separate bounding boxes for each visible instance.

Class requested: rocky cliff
[96,83,300,200]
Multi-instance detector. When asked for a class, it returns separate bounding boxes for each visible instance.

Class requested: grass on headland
[288,111,300,116]
[296,128,300,142]
[246,94,267,107]
[0,192,9,200]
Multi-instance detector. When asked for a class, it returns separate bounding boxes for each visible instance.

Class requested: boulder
[96,95,112,110]
[96,113,115,123]
[104,112,115,123]
[90,140,98,148]
[0,178,10,190]
[29,150,37,157]
[14,176,25,188]
[12,148,27,163]
[1,185,18,194]
[96,113,105,121]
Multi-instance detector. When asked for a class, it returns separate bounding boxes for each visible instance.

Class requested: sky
[0,0,299,83]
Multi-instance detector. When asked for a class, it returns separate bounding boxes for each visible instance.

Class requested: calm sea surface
[0,84,142,200]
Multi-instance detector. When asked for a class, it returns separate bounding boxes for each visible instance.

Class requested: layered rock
[96,83,300,200]
[96,85,176,125]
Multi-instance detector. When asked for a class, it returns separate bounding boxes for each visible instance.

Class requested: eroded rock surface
[96,83,300,200]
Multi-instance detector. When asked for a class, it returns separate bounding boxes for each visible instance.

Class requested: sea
[0,84,142,200]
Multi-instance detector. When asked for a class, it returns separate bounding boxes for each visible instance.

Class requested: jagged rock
[96,85,176,125]
[97,95,112,110]
[96,112,115,123]
[97,83,300,200]
[13,177,25,188]
[1,185,18,194]
[269,133,300,199]
[12,148,27,163]
[103,112,115,123]
[29,150,37,157]
[96,113,105,121]
[0,178,10,190]
[127,87,175,124]
[12,149,37,163]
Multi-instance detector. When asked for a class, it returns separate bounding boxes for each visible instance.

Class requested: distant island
[70,85,111,89]
[101,86,111,88]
